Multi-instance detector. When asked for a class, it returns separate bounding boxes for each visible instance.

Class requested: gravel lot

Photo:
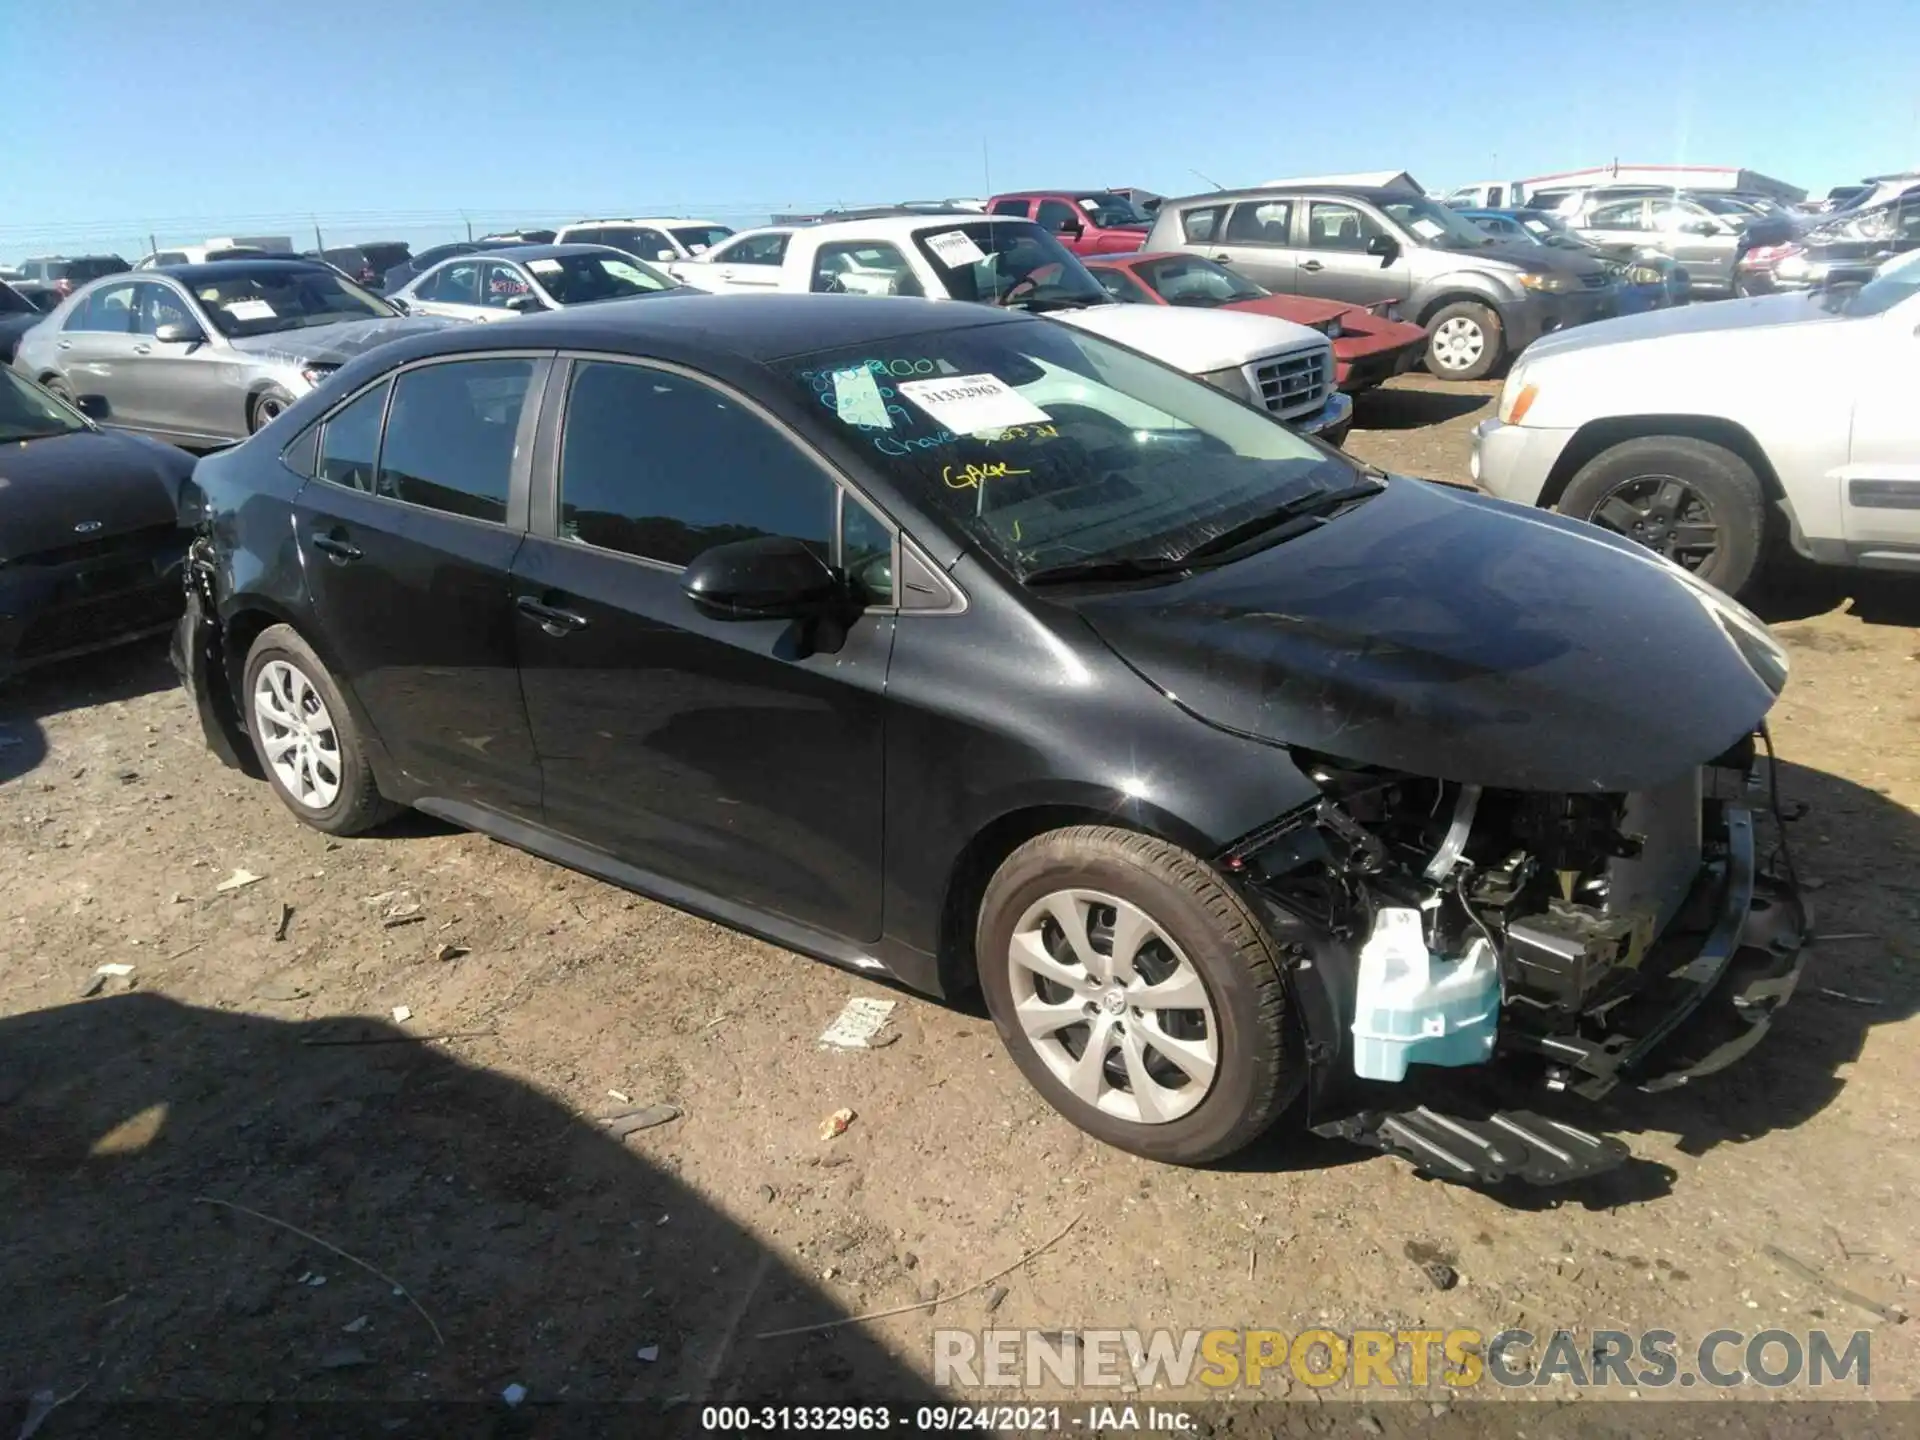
[4,374,1917,1424]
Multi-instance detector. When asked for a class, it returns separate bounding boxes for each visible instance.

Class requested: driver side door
[1839,300,1920,556]
[1294,199,1409,306]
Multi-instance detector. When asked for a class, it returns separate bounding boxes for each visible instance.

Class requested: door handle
[1211,253,1233,264]
[515,594,590,635]
[57,340,72,350]
[310,535,362,563]
[1301,259,1324,272]
[133,343,152,355]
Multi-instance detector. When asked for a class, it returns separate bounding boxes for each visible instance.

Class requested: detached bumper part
[1316,1106,1630,1187]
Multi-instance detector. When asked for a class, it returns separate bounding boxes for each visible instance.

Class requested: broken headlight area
[1222,734,1809,1179]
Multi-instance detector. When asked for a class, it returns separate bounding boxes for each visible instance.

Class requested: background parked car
[135,246,269,269]
[667,214,1351,442]
[394,246,686,322]
[1473,249,1920,597]
[476,229,557,245]
[1081,251,1428,392]
[13,255,130,299]
[985,191,1154,255]
[378,241,529,294]
[0,279,51,364]
[307,243,414,289]
[0,367,195,680]
[1457,208,1686,311]
[1737,189,1920,295]
[554,218,736,263]
[1144,184,1617,380]
[1554,190,1754,297]
[12,259,455,446]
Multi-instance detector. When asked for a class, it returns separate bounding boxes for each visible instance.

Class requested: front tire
[1423,301,1503,381]
[1559,436,1767,596]
[249,386,295,434]
[976,826,1295,1165]
[243,624,397,835]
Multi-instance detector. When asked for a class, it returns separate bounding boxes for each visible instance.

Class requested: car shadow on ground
[1746,560,1920,628]
[0,994,945,1434]
[1349,384,1491,432]
[0,636,178,787]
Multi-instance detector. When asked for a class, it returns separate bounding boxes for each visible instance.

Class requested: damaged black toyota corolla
[173,295,1808,1184]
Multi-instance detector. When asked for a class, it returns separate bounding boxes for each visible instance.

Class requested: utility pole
[312,217,324,253]
[148,231,158,257]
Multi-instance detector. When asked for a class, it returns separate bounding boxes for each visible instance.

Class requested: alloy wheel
[253,395,288,429]
[1429,315,1486,371]
[253,659,343,810]
[1587,474,1721,572]
[1007,889,1219,1125]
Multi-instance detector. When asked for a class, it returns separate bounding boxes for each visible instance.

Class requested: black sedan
[173,295,1807,1180]
[0,279,50,365]
[1,369,194,678]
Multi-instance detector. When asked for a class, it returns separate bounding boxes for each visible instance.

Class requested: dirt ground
[4,373,1918,1430]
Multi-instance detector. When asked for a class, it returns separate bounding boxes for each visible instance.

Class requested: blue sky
[5,0,1917,257]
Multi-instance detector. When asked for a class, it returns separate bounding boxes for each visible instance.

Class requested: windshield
[1380,196,1496,250]
[1135,254,1267,305]
[1838,249,1920,317]
[0,368,88,443]
[670,225,733,254]
[529,252,679,304]
[192,267,398,337]
[1076,193,1152,228]
[912,221,1111,312]
[784,319,1356,581]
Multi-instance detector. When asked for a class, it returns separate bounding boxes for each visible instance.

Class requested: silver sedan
[392,244,687,323]
[10,259,457,446]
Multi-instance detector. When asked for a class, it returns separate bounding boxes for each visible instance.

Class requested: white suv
[1472,250,1920,597]
[669,214,1351,443]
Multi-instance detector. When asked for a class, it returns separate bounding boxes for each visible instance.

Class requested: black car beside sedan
[1,368,194,679]
[173,294,1808,1182]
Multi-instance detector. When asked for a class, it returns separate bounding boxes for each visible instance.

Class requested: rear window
[669,225,732,254]
[359,243,412,271]
[1179,205,1228,244]
[60,257,130,283]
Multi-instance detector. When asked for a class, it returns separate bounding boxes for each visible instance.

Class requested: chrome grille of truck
[1249,346,1331,419]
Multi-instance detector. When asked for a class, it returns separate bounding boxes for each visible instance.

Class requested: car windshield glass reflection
[670,225,732,254]
[1836,248,1920,317]
[190,267,397,337]
[1076,193,1152,228]
[912,221,1111,313]
[785,321,1359,581]
[1382,197,1498,250]
[531,253,680,304]
[0,368,88,443]
[1137,256,1266,305]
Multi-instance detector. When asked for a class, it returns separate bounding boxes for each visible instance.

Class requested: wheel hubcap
[253,659,342,809]
[1007,889,1219,1125]
[1431,316,1485,370]
[1588,474,1720,572]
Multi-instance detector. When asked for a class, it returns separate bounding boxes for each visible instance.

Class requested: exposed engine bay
[1227,728,1809,1129]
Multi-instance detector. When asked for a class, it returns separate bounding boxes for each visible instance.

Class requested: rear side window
[316,381,389,492]
[1586,199,1647,232]
[1036,199,1080,233]
[1225,200,1294,245]
[810,241,925,296]
[990,199,1031,217]
[1179,205,1228,243]
[557,360,835,567]
[375,358,536,523]
[67,282,140,333]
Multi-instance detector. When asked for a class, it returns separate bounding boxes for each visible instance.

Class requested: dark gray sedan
[10,259,458,447]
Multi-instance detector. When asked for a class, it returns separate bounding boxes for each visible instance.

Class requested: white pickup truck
[1473,249,1920,597]
[668,213,1352,444]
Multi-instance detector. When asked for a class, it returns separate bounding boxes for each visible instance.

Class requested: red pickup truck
[985,190,1151,256]
[1083,251,1429,393]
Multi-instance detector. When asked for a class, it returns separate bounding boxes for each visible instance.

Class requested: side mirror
[387,295,411,314]
[1690,220,1722,236]
[681,536,842,621]
[1366,233,1400,264]
[506,293,545,313]
[75,394,110,420]
[153,320,206,345]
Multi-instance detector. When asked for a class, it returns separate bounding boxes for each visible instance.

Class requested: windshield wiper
[1010,295,1094,314]
[1173,479,1386,564]
[1021,554,1191,587]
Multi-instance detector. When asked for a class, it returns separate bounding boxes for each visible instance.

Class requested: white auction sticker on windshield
[831,366,892,429]
[527,258,563,274]
[1410,218,1445,239]
[923,229,986,268]
[896,373,1049,434]
[224,299,276,321]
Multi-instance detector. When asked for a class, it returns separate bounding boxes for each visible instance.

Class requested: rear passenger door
[290,354,551,817]
[56,281,144,422]
[1206,199,1298,292]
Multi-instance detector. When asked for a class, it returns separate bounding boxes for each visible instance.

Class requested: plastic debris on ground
[818,997,898,1050]
[820,1107,856,1140]
[215,868,264,892]
[600,1103,681,1139]
[391,1006,411,1024]
[636,1345,660,1362]
[501,1383,527,1407]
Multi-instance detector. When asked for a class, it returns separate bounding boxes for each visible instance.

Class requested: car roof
[563,217,725,229]
[779,214,1033,242]
[467,243,628,263]
[1080,251,1184,266]
[153,258,337,284]
[366,293,1028,367]
[993,189,1118,198]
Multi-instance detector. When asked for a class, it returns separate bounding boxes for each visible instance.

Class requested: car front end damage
[1220,732,1809,1186]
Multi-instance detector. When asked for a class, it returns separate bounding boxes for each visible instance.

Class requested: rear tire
[243,624,398,835]
[1559,436,1767,596]
[976,825,1295,1165]
[1423,301,1503,381]
[249,386,296,434]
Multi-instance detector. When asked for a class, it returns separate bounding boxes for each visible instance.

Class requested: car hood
[1053,303,1325,370]
[223,314,460,365]
[1523,289,1843,361]
[1222,294,1353,327]
[1063,478,1786,793]
[0,429,191,560]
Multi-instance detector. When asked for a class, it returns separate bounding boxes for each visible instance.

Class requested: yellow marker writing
[942,460,1030,491]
